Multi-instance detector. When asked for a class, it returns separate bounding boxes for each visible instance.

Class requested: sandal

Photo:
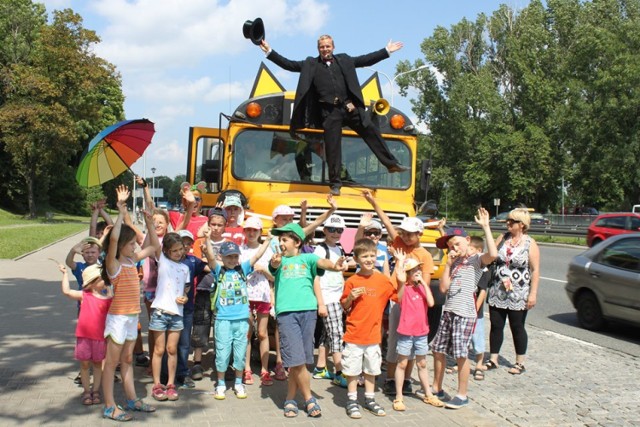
[509,363,526,375]
[273,362,287,381]
[125,398,156,412]
[304,396,322,418]
[243,369,254,385]
[81,392,93,406]
[474,369,485,381]
[346,400,362,419]
[363,398,386,416]
[484,360,499,370]
[92,390,102,405]
[103,405,133,422]
[445,365,458,374]
[392,399,406,411]
[283,399,299,418]
[423,395,445,408]
[260,371,274,386]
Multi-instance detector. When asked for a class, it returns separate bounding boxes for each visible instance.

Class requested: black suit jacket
[267,48,390,131]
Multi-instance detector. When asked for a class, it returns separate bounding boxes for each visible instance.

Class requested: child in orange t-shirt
[340,238,397,419]
[362,190,434,395]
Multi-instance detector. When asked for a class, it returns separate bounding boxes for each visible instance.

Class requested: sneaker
[234,383,248,399]
[434,389,452,402]
[191,364,204,381]
[332,373,347,388]
[273,362,287,381]
[135,352,150,367]
[403,379,413,395]
[214,385,226,400]
[242,370,254,385]
[383,379,396,395]
[312,367,333,380]
[152,383,167,401]
[178,376,195,389]
[444,396,469,409]
[165,384,179,401]
[260,371,274,386]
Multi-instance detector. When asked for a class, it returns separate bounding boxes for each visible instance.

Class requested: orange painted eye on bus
[390,114,405,129]
[246,102,262,118]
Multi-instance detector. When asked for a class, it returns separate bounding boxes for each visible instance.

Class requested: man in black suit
[260,35,409,195]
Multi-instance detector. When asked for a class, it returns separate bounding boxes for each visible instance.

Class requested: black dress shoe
[388,164,410,173]
[329,185,341,196]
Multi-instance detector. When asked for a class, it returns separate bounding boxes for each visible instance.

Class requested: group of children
[59,180,498,421]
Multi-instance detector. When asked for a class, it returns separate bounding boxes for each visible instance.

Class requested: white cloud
[154,140,184,162]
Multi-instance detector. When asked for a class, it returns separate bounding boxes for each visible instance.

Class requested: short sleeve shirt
[213,260,252,320]
[270,253,320,316]
[444,254,483,319]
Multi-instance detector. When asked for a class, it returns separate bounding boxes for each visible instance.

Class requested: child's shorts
[191,292,212,349]
[144,291,155,303]
[396,333,429,358]
[104,314,138,344]
[341,342,382,377]
[471,316,485,354]
[249,300,271,315]
[148,308,184,332]
[319,302,344,354]
[277,310,316,367]
[430,311,475,359]
[75,337,107,362]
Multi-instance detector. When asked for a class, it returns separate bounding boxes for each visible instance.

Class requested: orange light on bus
[246,102,262,118]
[390,114,405,129]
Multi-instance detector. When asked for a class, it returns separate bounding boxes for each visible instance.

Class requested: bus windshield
[232,129,411,189]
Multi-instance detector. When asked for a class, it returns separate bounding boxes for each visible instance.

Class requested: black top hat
[243,18,265,45]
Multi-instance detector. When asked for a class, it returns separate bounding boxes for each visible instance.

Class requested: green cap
[271,222,305,241]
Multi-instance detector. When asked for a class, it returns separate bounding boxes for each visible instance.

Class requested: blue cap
[219,241,241,256]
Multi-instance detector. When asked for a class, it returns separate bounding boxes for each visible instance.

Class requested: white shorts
[104,314,138,344]
[341,342,382,377]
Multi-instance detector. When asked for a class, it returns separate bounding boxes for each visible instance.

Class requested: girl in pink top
[392,250,443,411]
[57,263,112,406]
[101,185,161,421]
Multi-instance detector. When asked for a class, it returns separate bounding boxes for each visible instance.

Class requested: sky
[39,0,530,180]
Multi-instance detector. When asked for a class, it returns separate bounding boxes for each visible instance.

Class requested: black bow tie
[324,57,334,64]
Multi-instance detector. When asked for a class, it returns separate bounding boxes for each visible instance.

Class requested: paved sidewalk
[0,234,638,426]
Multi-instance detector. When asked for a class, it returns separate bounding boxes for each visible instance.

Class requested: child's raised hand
[362,189,374,205]
[182,188,195,204]
[300,199,308,210]
[202,226,211,239]
[394,248,406,265]
[359,212,373,228]
[474,207,490,227]
[135,175,148,188]
[116,185,130,207]
[270,251,282,269]
[326,194,337,210]
[58,264,67,274]
[335,256,349,271]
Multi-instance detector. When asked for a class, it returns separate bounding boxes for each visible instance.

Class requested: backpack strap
[319,241,345,259]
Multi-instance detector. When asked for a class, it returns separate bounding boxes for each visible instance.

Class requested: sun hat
[81,264,102,288]
[243,216,263,230]
[403,258,424,272]
[222,194,243,209]
[397,217,424,233]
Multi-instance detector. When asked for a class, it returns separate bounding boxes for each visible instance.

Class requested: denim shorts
[471,316,486,354]
[396,333,429,358]
[148,309,184,332]
[277,310,317,368]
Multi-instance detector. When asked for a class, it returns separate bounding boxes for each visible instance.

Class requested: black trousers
[488,306,529,356]
[321,105,398,186]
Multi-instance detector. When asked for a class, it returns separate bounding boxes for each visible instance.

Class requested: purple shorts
[74,337,107,362]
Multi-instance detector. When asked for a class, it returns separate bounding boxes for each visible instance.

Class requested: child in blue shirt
[203,231,270,400]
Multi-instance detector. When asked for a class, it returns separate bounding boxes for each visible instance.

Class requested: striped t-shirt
[108,259,141,315]
[443,253,483,319]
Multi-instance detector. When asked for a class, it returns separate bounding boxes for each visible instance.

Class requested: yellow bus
[185,63,445,280]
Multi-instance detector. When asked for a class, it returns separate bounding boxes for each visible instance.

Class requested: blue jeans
[161,308,194,382]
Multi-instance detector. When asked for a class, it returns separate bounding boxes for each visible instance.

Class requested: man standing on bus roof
[259,35,409,196]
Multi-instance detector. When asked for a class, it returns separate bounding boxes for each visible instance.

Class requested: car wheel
[575,291,605,330]
[590,238,602,247]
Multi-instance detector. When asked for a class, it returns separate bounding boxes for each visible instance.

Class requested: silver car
[565,234,640,330]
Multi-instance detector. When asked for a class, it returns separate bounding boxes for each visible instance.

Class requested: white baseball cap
[397,217,424,233]
[243,216,263,230]
[365,219,382,230]
[323,214,346,229]
[272,205,295,219]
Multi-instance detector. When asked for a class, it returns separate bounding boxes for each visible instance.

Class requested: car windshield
[232,129,411,189]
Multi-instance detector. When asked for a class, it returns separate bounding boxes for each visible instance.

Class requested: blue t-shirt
[181,255,208,312]
[72,262,88,290]
[213,260,252,321]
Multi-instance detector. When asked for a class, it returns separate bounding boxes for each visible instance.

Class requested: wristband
[139,178,148,188]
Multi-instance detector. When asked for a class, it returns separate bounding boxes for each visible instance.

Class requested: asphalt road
[531,244,640,357]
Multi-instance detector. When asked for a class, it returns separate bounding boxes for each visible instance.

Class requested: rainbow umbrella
[76,119,155,187]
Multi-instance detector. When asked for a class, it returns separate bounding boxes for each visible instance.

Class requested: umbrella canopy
[76,119,155,187]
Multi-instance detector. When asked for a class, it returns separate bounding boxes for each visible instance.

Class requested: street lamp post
[443,182,449,219]
[365,64,429,106]
[151,167,156,206]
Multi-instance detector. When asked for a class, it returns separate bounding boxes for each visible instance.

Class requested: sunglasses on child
[325,227,344,234]
[194,197,202,202]
[364,230,381,237]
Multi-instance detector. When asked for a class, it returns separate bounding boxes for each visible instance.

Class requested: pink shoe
[165,384,179,401]
[152,383,167,401]
[273,363,287,381]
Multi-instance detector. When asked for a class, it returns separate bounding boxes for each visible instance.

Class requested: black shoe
[383,379,396,395]
[329,185,341,196]
[402,379,413,395]
[388,163,410,173]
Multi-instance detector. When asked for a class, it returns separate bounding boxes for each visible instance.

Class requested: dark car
[530,212,550,226]
[586,213,640,247]
[565,234,640,330]
[490,212,509,223]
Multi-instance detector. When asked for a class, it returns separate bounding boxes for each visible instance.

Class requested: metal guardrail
[448,221,588,237]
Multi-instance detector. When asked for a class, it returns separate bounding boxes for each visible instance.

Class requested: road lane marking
[540,330,604,349]
[541,276,566,283]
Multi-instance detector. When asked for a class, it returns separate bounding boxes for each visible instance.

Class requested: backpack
[318,241,345,259]
[210,265,247,314]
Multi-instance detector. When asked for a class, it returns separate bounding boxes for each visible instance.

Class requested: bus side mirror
[203,159,221,187]
[420,159,432,191]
